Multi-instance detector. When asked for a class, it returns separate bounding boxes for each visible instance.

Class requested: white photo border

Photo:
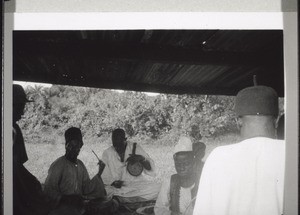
[3,12,298,215]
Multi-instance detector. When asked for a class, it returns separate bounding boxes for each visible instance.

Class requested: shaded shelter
[13,30,284,97]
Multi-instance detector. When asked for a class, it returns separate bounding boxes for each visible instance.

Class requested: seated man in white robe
[101,128,161,203]
[155,136,198,215]
[44,127,108,215]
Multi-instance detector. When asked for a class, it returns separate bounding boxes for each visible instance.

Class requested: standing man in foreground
[193,85,285,215]
[13,84,49,215]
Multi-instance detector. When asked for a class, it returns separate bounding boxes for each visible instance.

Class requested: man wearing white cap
[155,136,198,215]
[193,85,285,215]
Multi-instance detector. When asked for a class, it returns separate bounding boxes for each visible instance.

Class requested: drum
[127,161,144,176]
[127,142,144,176]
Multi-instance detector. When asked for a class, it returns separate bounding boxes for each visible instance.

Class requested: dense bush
[19,85,283,145]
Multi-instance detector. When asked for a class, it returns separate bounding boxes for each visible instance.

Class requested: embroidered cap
[174,136,193,154]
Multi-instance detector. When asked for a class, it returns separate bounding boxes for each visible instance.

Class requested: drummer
[155,136,197,215]
[101,128,161,203]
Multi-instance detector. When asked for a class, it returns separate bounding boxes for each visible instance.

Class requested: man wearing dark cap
[193,86,285,215]
[13,84,49,215]
[44,127,107,215]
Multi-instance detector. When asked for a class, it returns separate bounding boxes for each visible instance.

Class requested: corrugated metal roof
[13,30,284,96]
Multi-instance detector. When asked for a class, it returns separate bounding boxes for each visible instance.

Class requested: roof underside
[13,30,284,96]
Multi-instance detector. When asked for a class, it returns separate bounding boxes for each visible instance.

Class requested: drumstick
[92,150,106,177]
[92,150,101,162]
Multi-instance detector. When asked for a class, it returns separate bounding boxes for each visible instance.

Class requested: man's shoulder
[242,136,283,143]
[50,157,87,171]
[203,144,239,166]
[50,156,66,168]
[208,137,284,161]
[240,137,285,149]
[210,143,236,156]
[77,159,87,167]
[264,137,285,145]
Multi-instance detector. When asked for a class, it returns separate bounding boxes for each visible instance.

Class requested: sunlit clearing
[112,89,159,97]
[144,92,160,97]
[112,89,125,93]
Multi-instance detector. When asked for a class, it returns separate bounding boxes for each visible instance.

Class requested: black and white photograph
[3,2,298,215]
[10,29,286,215]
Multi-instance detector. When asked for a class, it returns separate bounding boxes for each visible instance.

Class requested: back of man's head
[13,84,33,123]
[235,85,279,139]
[235,86,278,117]
[13,84,31,105]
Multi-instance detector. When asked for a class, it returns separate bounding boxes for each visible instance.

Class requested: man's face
[65,139,83,162]
[112,134,127,155]
[13,102,26,122]
[174,152,194,177]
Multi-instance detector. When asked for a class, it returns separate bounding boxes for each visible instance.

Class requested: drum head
[127,162,143,176]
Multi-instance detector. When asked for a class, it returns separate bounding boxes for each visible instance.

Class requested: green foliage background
[19,85,243,146]
[19,84,284,183]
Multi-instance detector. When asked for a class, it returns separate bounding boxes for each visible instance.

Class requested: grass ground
[24,133,240,184]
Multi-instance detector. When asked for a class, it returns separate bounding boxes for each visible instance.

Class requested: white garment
[193,137,285,215]
[102,142,160,200]
[155,177,195,215]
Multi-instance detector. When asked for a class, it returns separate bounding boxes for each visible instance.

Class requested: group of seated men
[13,83,285,215]
[44,127,164,215]
[42,126,205,215]
[13,84,206,215]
